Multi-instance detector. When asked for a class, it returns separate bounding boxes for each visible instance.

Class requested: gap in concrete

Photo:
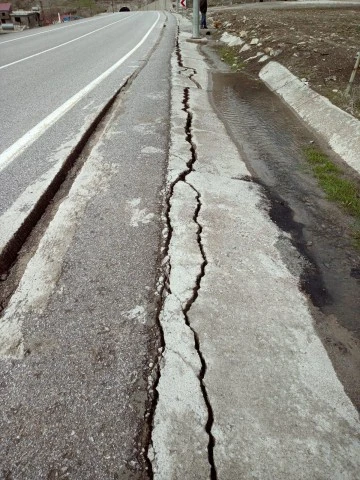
[0,74,143,316]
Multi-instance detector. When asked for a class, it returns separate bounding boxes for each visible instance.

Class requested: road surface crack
[149,26,217,477]
[183,183,217,480]
[154,83,217,478]
[176,27,183,67]
[179,66,201,89]
[175,28,200,89]
[181,87,217,480]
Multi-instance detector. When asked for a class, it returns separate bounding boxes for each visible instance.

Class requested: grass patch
[219,46,244,71]
[304,146,360,247]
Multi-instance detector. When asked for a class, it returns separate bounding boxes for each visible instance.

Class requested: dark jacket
[200,0,207,14]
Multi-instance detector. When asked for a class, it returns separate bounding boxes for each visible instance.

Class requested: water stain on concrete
[210,70,360,409]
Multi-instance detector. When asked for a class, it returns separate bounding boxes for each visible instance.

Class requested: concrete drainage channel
[207,69,360,408]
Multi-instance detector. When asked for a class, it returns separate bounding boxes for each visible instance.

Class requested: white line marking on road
[0,12,160,174]
[0,14,137,70]
[0,15,108,45]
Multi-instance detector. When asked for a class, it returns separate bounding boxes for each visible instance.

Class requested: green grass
[304,146,360,247]
[219,46,244,71]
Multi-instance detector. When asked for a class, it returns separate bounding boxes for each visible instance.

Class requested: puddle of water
[211,71,360,408]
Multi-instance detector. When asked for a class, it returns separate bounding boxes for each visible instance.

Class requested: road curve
[0,12,165,271]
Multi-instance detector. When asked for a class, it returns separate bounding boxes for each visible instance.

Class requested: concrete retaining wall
[140,0,172,11]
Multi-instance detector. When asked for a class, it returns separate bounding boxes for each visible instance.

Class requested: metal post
[39,0,45,25]
[192,0,200,39]
[345,52,360,96]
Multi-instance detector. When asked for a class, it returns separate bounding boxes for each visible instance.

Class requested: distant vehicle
[119,7,130,11]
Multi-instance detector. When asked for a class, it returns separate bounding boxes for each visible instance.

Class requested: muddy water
[210,72,360,409]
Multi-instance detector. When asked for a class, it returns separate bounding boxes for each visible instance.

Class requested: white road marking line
[0,15,108,45]
[0,14,137,70]
[0,12,160,174]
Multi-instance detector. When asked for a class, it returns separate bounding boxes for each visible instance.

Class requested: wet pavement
[210,70,360,408]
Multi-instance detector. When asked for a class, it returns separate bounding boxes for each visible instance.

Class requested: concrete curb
[259,61,360,176]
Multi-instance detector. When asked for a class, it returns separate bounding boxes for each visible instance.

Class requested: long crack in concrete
[149,27,217,480]
[181,89,217,480]
[182,183,217,480]
[183,88,217,480]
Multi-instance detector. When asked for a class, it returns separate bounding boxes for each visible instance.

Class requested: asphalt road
[0,11,175,478]
[0,12,165,260]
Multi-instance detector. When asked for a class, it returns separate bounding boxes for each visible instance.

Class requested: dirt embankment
[208,7,360,117]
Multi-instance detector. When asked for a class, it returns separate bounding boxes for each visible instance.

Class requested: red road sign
[180,0,186,8]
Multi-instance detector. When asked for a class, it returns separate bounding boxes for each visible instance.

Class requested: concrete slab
[151,182,209,475]
[169,182,203,307]
[190,89,250,179]
[188,169,360,479]
[186,38,208,45]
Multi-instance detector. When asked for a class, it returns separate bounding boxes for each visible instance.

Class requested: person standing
[200,0,207,29]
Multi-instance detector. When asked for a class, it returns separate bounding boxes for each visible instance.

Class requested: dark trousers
[200,12,207,28]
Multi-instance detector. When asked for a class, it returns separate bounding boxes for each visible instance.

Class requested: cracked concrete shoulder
[150,24,217,480]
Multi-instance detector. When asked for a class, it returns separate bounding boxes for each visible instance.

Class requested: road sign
[180,0,186,8]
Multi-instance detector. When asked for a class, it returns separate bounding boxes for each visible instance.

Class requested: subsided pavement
[150,15,360,479]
